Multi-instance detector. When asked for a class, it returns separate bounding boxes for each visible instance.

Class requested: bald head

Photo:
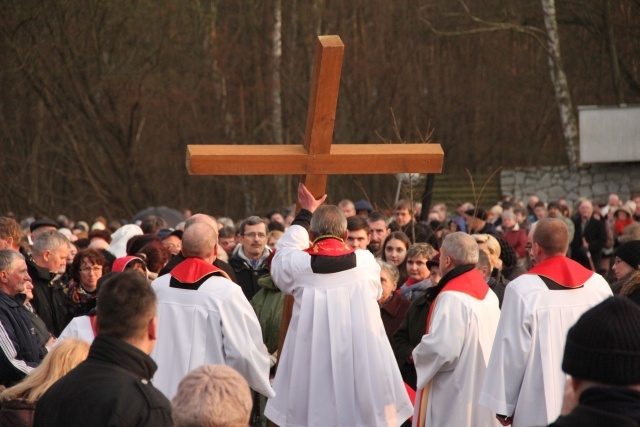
[182,222,218,261]
[533,218,569,258]
[184,214,217,230]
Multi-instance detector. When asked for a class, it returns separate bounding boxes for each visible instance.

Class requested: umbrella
[132,206,185,228]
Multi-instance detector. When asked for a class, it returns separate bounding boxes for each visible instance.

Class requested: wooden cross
[187,35,443,199]
[186,35,444,371]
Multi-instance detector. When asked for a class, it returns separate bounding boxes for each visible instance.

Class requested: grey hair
[377,259,400,285]
[172,364,252,427]
[310,205,347,238]
[441,232,479,266]
[238,216,266,235]
[32,230,69,256]
[182,223,217,259]
[0,249,24,273]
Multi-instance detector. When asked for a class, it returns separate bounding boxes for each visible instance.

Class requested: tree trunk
[541,0,580,168]
[271,0,286,207]
[604,1,625,104]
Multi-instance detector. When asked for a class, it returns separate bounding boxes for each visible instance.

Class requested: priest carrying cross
[264,183,413,426]
[186,35,444,426]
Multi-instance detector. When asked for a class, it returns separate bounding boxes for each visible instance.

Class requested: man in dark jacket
[27,230,71,337]
[34,271,173,426]
[0,249,47,387]
[229,216,271,300]
[570,200,607,271]
[548,296,640,426]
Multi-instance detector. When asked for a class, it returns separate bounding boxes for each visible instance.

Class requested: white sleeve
[220,287,276,398]
[479,283,531,416]
[271,225,310,295]
[412,293,468,390]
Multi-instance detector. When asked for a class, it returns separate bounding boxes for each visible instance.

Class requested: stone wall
[500,163,640,205]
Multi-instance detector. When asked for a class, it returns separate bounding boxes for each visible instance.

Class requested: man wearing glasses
[229,216,271,300]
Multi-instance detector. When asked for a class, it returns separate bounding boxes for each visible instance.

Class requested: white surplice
[56,316,95,345]
[478,271,612,427]
[412,276,501,427]
[264,225,413,427]
[150,273,274,400]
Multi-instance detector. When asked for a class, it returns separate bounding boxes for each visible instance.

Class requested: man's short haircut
[310,205,347,238]
[476,250,491,270]
[347,216,369,233]
[218,226,236,239]
[0,217,22,246]
[0,249,24,273]
[533,218,569,256]
[367,211,389,226]
[182,223,217,259]
[172,364,252,427]
[534,201,546,209]
[238,216,266,236]
[406,243,437,261]
[140,215,168,234]
[377,259,400,286]
[338,199,355,210]
[441,232,479,266]
[394,199,413,214]
[32,230,69,256]
[96,271,156,340]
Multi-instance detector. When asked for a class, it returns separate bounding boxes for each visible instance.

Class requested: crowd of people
[0,187,639,426]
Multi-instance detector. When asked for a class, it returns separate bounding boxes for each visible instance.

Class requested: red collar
[303,236,355,257]
[441,268,490,300]
[528,256,592,288]
[426,268,489,334]
[171,258,230,283]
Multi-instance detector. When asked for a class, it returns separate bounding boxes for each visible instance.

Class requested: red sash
[171,257,230,283]
[416,268,489,426]
[89,315,98,337]
[303,236,355,257]
[527,256,592,288]
[425,268,489,334]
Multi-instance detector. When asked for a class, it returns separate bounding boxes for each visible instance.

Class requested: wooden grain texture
[186,143,444,175]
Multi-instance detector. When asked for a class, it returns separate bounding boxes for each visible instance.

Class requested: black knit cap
[615,240,640,270]
[562,296,640,385]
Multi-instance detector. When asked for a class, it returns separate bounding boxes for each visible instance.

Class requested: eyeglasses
[80,266,103,274]
[244,232,267,239]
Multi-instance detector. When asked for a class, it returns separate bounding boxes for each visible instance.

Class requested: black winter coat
[570,216,607,271]
[26,259,71,337]
[392,293,433,390]
[34,335,172,427]
[229,253,270,301]
[548,387,640,427]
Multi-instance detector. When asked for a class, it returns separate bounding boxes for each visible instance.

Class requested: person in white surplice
[264,183,413,427]
[411,232,501,427]
[150,222,274,401]
[478,218,612,427]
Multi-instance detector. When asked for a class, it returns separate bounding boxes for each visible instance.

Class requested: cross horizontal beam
[187,143,443,175]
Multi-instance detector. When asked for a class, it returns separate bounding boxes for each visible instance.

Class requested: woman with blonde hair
[0,338,90,426]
